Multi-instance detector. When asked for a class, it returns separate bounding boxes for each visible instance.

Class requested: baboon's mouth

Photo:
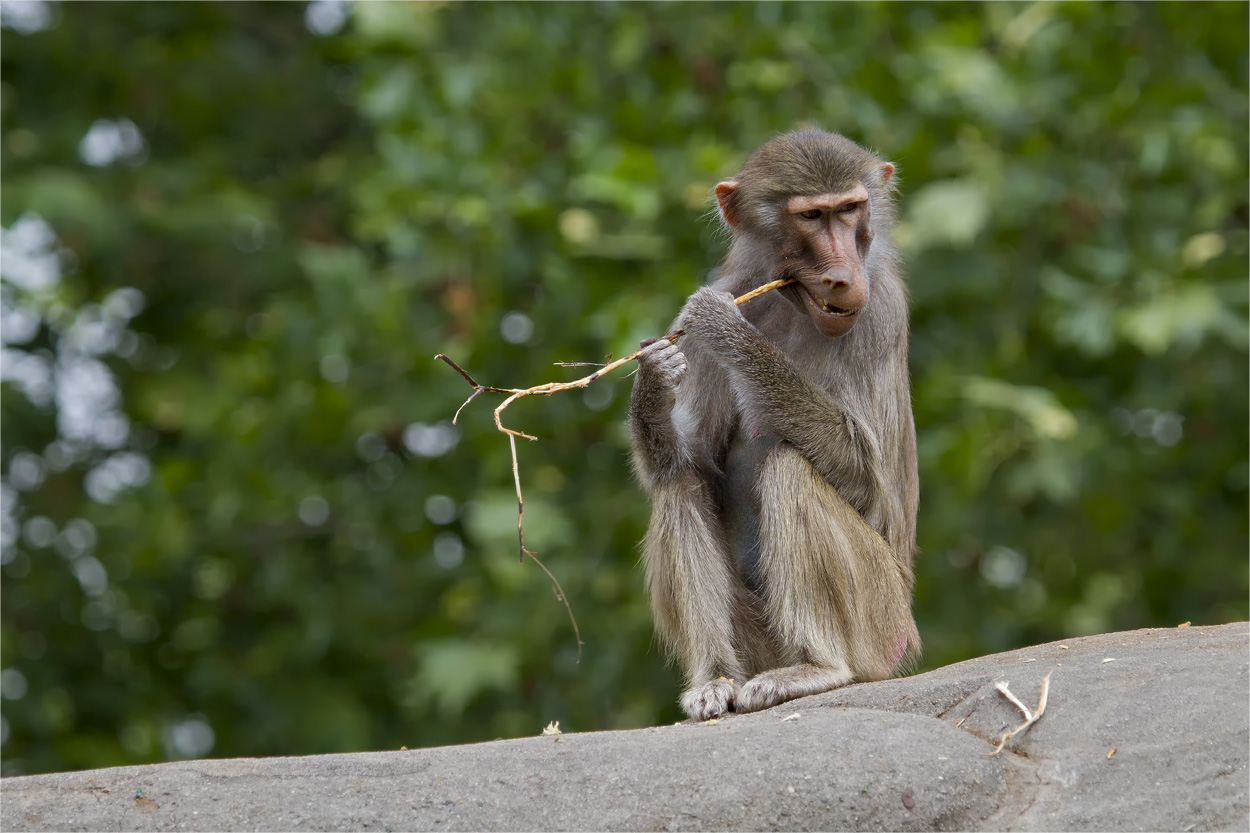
[799,284,859,319]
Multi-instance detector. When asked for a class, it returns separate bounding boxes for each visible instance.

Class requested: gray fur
[628,130,919,720]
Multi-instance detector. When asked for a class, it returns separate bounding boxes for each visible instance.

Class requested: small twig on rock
[985,672,1052,756]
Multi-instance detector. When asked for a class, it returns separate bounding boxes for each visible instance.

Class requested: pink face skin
[782,184,871,338]
[715,163,894,338]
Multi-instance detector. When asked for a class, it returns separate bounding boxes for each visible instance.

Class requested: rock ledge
[3,623,1247,832]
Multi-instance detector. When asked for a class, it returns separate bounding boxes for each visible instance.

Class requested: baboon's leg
[643,469,754,720]
[738,443,918,713]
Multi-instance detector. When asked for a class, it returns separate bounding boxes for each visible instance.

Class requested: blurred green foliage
[1,2,1245,776]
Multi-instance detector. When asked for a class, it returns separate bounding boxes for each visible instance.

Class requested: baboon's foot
[738,663,854,713]
[680,676,738,720]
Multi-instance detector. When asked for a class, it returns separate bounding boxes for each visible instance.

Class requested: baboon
[628,129,920,719]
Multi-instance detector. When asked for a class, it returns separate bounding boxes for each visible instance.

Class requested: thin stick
[508,433,529,563]
[523,548,583,663]
[509,433,583,662]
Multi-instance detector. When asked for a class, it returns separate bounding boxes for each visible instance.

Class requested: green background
[1,2,1246,776]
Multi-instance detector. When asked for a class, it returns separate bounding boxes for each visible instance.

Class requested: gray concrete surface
[2,622,1247,832]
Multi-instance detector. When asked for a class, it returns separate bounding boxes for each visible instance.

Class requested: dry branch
[435,277,794,656]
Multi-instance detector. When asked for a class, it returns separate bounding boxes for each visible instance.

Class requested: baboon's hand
[680,287,743,333]
[636,337,687,389]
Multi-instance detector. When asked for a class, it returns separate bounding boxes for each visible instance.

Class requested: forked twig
[435,277,794,657]
[985,672,1052,756]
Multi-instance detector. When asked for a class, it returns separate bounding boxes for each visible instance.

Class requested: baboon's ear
[715,181,741,228]
[880,163,895,184]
